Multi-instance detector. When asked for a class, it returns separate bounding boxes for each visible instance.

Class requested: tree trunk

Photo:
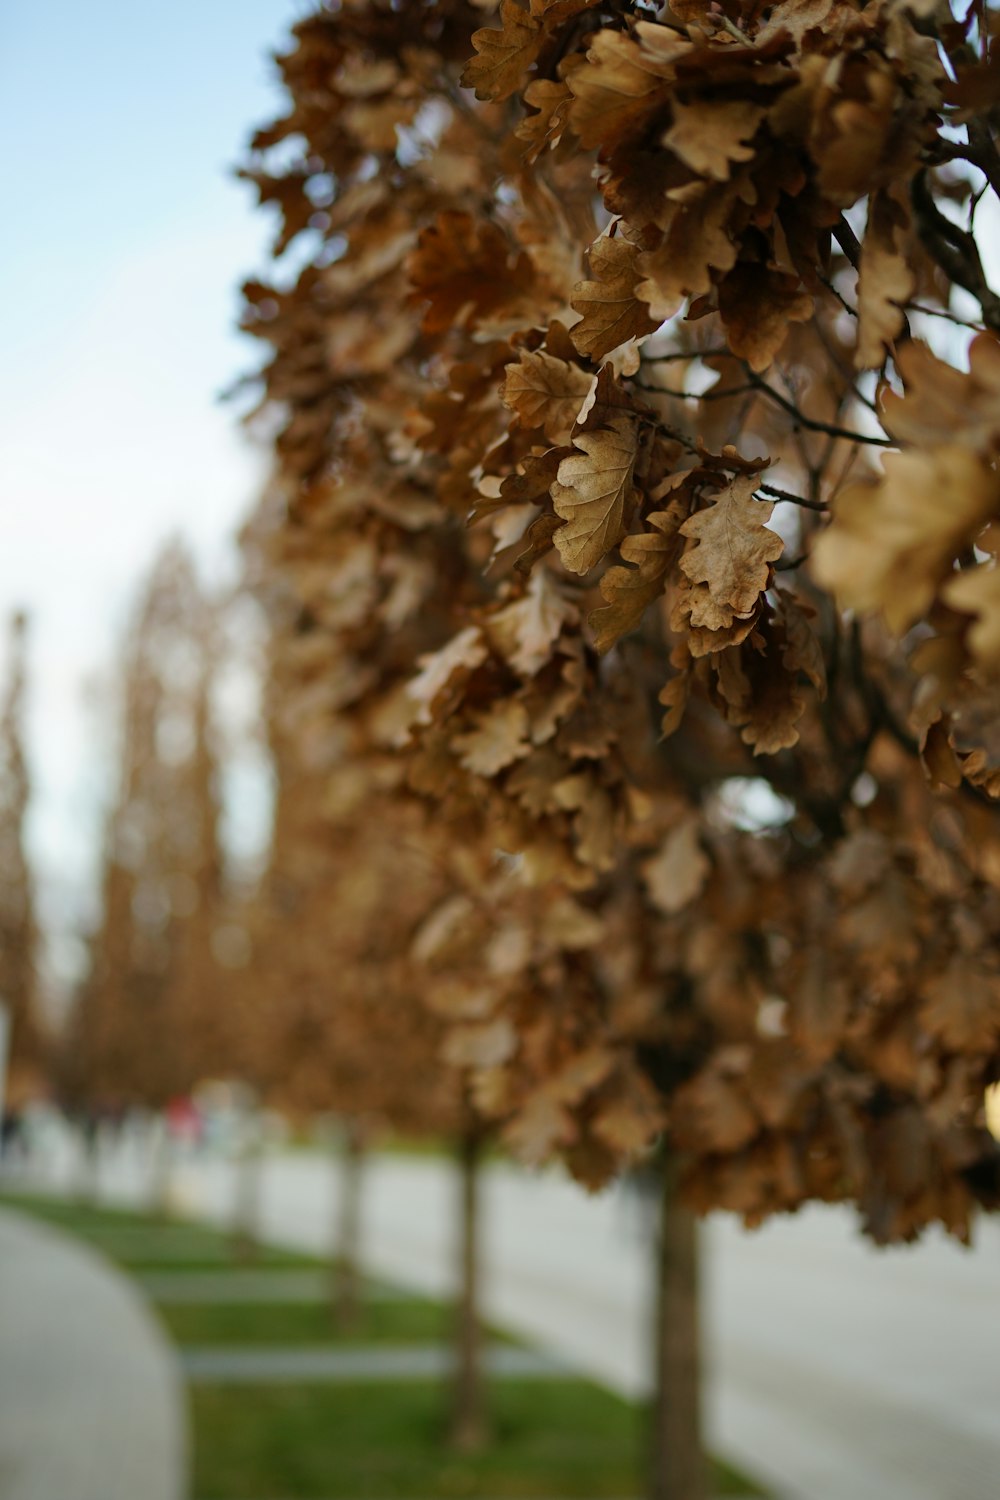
[232,1112,263,1263]
[450,1125,488,1452]
[648,1153,706,1500]
[149,1117,173,1217]
[77,1114,101,1205]
[331,1117,364,1332]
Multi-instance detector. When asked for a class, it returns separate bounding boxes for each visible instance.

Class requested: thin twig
[745,370,893,446]
[759,482,827,512]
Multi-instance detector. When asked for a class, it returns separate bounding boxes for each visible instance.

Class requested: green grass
[191,1378,763,1499]
[0,1191,319,1270]
[158,1297,459,1346]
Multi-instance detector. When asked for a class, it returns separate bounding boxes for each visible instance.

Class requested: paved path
[17,1133,1000,1500]
[0,1206,186,1500]
[180,1341,571,1382]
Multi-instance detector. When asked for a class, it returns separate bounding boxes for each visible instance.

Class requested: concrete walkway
[0,1207,187,1500]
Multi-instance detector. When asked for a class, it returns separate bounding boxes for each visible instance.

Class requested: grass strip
[159,1298,455,1346]
[0,1190,319,1270]
[191,1378,764,1499]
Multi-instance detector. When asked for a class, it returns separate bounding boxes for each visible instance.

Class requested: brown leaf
[636,179,743,322]
[566,28,676,152]
[514,513,565,575]
[812,447,1000,636]
[919,714,962,791]
[658,669,691,737]
[443,1017,518,1068]
[642,815,710,915]
[408,628,488,726]
[501,348,595,444]
[718,264,814,373]
[663,98,765,182]
[678,476,783,629]
[589,502,687,653]
[516,77,576,161]
[673,1063,758,1154]
[407,211,534,335]
[941,563,1000,672]
[856,191,915,371]
[488,570,580,676]
[453,699,532,776]
[552,414,640,574]
[570,236,660,361]
[882,334,1000,456]
[462,0,543,103]
[922,960,1000,1052]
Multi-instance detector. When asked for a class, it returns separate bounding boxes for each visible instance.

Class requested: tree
[0,611,45,1117]
[239,3,1000,1495]
[63,542,227,1199]
[238,502,493,1440]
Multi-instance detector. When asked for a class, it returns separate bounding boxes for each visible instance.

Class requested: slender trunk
[77,1116,100,1205]
[648,1153,706,1500]
[450,1125,488,1452]
[232,1113,262,1263]
[149,1118,173,1217]
[331,1117,364,1332]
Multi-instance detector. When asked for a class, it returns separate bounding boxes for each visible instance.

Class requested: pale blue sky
[1,2,307,998]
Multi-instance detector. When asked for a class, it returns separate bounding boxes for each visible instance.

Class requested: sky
[1,1,311,1001]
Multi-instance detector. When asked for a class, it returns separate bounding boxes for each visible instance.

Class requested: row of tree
[21,1,1000,1497]
[229,0,1000,1495]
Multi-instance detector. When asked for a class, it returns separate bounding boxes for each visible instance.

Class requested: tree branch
[744,370,893,446]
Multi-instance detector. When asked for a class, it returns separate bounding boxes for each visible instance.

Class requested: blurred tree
[0,611,46,1119]
[62,543,227,1201]
[237,514,491,1441]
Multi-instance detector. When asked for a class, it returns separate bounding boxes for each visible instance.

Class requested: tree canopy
[238,0,1000,1243]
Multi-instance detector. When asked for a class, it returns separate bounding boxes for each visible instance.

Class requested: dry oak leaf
[663,98,765,182]
[776,590,827,700]
[516,77,575,161]
[443,1017,519,1069]
[590,501,687,654]
[406,211,534,335]
[678,475,783,629]
[672,1063,758,1155]
[501,348,595,444]
[642,815,711,915]
[453,699,532,776]
[591,1073,666,1156]
[407,627,488,727]
[714,625,808,756]
[552,413,640,574]
[881,335,1000,455]
[553,773,618,870]
[942,564,1000,672]
[919,713,963,791]
[659,668,691,738]
[636,178,744,322]
[487,568,580,677]
[669,573,761,657]
[566,27,680,152]
[570,236,660,361]
[462,0,543,102]
[855,190,915,371]
[503,1093,576,1163]
[921,959,1000,1052]
[718,264,814,373]
[811,447,1000,636]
